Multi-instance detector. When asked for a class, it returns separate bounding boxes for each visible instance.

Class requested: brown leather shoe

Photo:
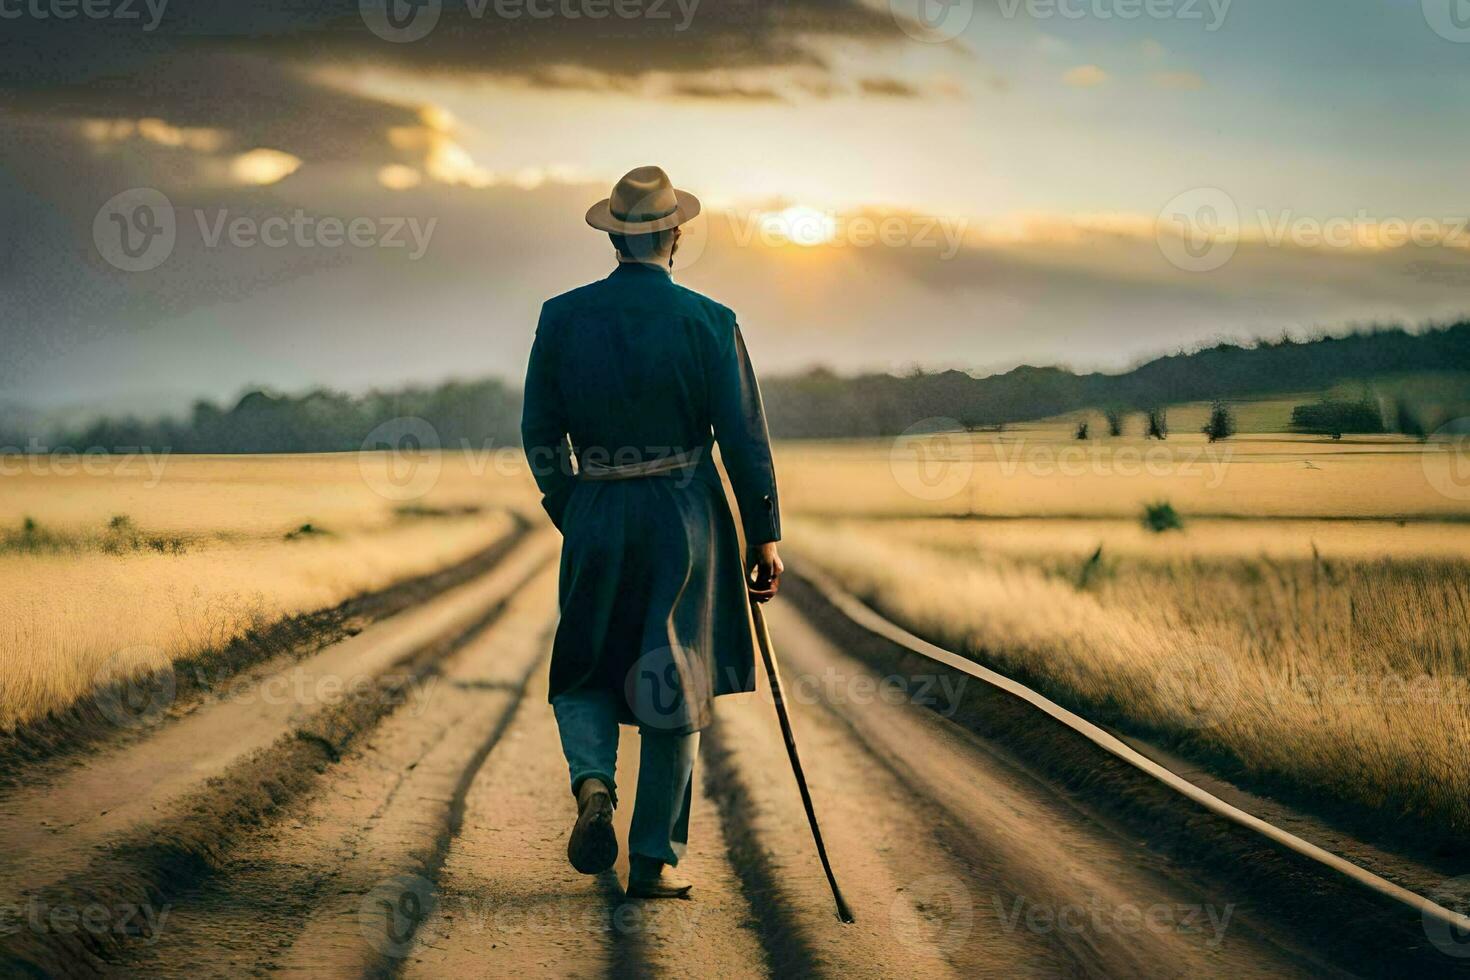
[567,779,617,875]
[626,858,692,899]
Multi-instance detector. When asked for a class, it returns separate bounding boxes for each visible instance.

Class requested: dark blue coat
[521,261,781,733]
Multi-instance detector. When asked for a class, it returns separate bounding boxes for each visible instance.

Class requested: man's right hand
[747,542,783,603]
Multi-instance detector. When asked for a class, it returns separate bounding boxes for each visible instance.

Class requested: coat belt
[578,448,703,481]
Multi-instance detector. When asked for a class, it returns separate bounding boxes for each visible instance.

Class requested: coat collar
[609,260,672,281]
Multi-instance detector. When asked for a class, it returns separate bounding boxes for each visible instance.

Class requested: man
[521,166,783,899]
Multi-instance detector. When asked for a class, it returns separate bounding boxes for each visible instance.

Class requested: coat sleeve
[710,314,781,545]
[521,305,576,530]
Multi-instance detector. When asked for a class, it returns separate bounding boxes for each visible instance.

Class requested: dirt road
[2,550,1441,977]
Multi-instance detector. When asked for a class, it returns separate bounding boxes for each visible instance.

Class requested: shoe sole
[624,883,693,900]
[568,792,617,875]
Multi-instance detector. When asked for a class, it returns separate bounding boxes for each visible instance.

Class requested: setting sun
[758,205,838,247]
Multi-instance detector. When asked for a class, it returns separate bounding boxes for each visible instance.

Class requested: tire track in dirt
[0,516,530,785]
[0,531,557,900]
[400,629,768,979]
[0,533,556,976]
[115,567,561,977]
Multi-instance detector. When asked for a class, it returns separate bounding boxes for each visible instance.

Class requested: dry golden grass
[781,421,1470,837]
[792,514,1470,837]
[0,452,534,730]
[777,428,1470,521]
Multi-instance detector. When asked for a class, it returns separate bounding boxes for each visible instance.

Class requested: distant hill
[5,321,1469,453]
[761,321,1470,438]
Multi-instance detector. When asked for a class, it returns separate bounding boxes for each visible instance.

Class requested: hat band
[610,201,679,223]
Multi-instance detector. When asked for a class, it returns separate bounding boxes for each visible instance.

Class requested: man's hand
[747,541,783,603]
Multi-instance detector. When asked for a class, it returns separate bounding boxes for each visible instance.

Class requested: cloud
[1063,64,1110,88]
[858,77,923,98]
[230,149,303,186]
[0,0,931,206]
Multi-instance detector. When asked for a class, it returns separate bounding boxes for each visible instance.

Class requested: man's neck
[616,255,672,273]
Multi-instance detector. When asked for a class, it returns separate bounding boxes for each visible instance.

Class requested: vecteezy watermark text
[0,0,168,30]
[0,897,171,943]
[94,188,437,273]
[359,0,701,44]
[0,442,171,485]
[993,892,1235,947]
[1157,187,1470,273]
[995,0,1231,30]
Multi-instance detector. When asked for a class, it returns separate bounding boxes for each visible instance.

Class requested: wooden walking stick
[749,599,856,923]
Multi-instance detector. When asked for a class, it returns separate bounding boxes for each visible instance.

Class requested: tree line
[8,321,1468,453]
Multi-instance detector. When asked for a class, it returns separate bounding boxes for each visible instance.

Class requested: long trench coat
[521,261,781,734]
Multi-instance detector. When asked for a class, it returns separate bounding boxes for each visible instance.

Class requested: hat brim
[585,189,701,234]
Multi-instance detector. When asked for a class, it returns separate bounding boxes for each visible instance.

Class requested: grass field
[779,422,1470,520]
[0,452,537,731]
[6,422,1470,845]
[782,426,1470,842]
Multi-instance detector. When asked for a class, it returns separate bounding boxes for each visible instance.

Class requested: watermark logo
[1425,875,1470,957]
[890,874,974,955]
[624,646,694,732]
[1423,0,1470,42]
[94,188,176,272]
[669,209,711,272]
[94,190,437,272]
[359,873,436,958]
[891,0,974,43]
[360,0,442,42]
[889,419,975,502]
[91,647,176,729]
[359,417,443,502]
[1158,189,1470,272]
[1156,187,1238,272]
[1422,418,1470,501]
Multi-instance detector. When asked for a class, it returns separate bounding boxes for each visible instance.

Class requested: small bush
[1076,543,1105,588]
[1395,400,1428,440]
[1144,407,1168,440]
[1141,501,1183,533]
[1289,397,1384,438]
[1104,409,1124,437]
[1074,420,1090,440]
[4,517,63,553]
[1202,401,1236,442]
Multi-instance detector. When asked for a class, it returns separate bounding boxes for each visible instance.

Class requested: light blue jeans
[551,688,698,866]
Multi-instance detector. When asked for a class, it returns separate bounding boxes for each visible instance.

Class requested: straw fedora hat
[585,166,701,235]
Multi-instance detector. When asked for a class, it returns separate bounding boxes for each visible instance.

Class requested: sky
[2,0,1469,417]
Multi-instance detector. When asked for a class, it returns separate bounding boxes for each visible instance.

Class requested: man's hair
[609,228,679,261]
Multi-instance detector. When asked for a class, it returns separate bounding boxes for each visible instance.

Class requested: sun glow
[757,205,839,247]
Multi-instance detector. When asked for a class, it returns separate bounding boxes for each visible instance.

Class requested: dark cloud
[0,0,908,94]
